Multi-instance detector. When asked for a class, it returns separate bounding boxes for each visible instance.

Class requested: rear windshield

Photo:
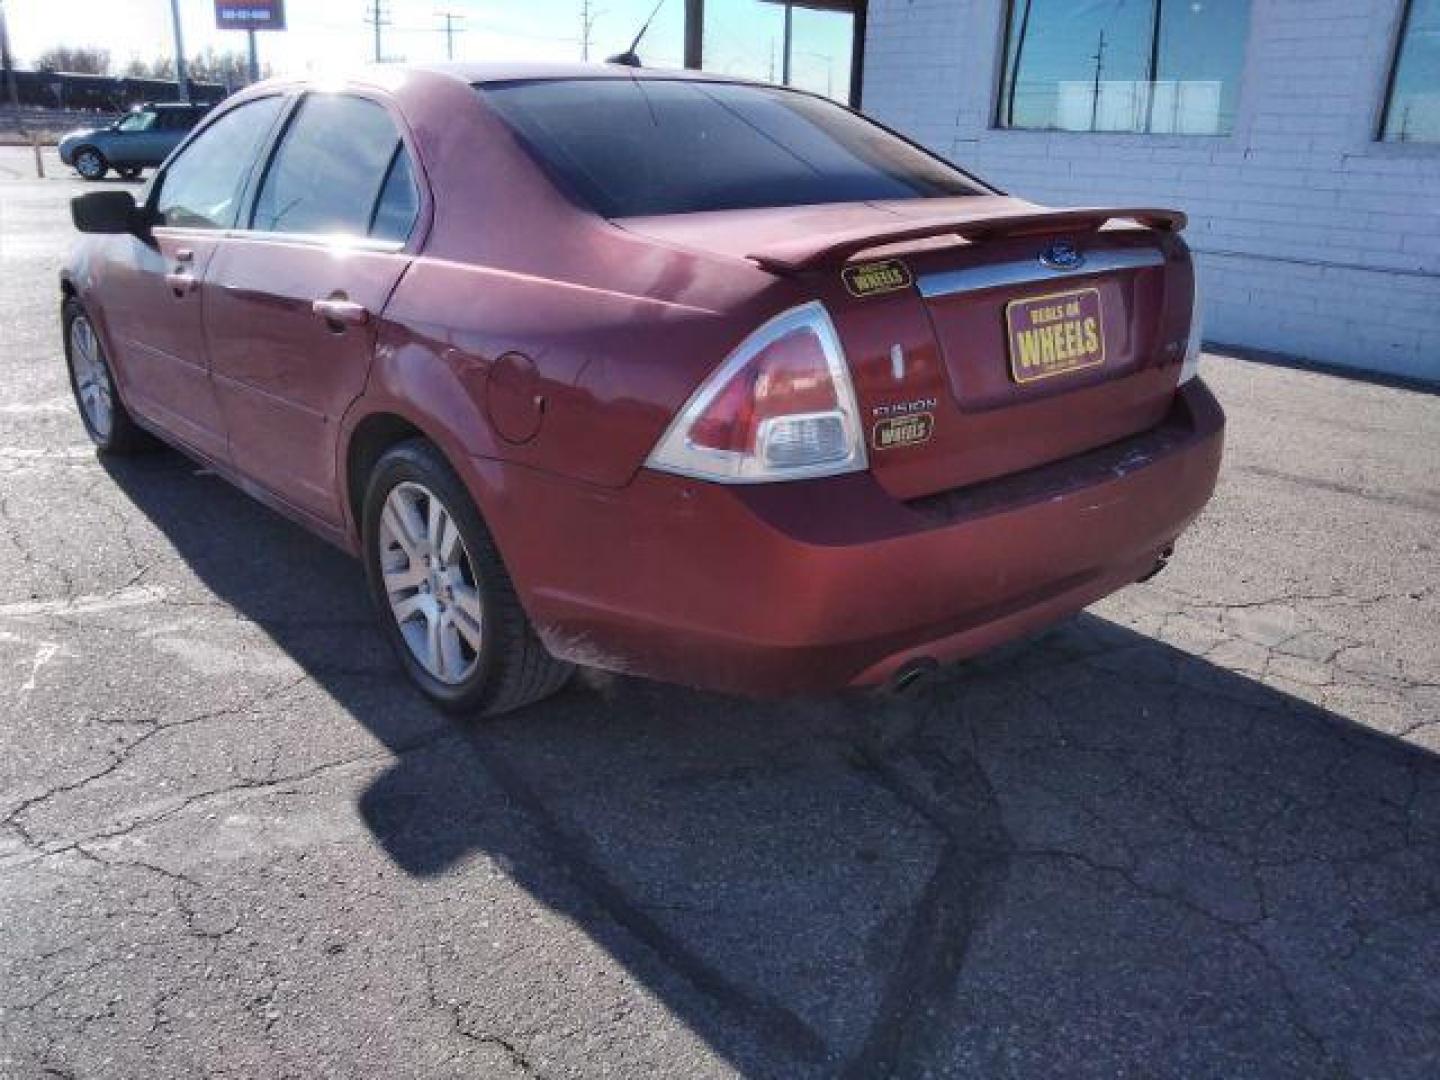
[479,78,984,217]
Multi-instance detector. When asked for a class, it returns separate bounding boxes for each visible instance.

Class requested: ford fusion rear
[61,64,1223,713]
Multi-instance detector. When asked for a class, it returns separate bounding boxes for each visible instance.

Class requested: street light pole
[168,0,190,102]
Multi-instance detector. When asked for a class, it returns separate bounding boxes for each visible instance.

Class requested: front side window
[155,96,284,230]
[117,110,157,133]
[997,0,1251,135]
[251,94,418,240]
[481,79,983,218]
[1382,0,1440,142]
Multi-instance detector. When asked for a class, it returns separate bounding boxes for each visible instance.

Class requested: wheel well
[346,412,425,528]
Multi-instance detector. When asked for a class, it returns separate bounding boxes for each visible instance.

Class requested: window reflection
[702,0,855,103]
[1383,0,1440,142]
[998,0,1251,135]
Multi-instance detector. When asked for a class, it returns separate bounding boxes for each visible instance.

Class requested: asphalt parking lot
[2,145,1438,1079]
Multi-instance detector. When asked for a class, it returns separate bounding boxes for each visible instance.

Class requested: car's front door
[204,91,421,526]
[107,111,167,167]
[98,95,285,461]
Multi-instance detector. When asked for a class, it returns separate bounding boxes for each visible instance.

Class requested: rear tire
[73,147,108,180]
[63,298,152,455]
[362,438,573,716]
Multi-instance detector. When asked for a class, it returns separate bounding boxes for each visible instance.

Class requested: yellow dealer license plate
[1005,287,1106,384]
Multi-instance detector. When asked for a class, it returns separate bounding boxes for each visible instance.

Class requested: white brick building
[859,0,1440,382]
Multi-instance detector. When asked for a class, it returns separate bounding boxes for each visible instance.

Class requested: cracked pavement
[2,147,1438,1078]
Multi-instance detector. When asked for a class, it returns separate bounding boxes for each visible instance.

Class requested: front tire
[73,147,108,180]
[362,439,573,716]
[63,299,151,454]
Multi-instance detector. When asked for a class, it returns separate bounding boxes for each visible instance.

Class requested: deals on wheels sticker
[841,259,913,298]
[1006,287,1106,384]
[873,412,934,450]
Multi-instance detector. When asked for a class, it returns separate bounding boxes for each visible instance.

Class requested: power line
[364,1,392,64]
[436,10,465,61]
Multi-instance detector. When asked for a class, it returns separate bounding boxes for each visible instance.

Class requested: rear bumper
[478,379,1225,696]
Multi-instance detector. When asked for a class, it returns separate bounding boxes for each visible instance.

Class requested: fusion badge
[1005,287,1106,384]
[842,259,913,298]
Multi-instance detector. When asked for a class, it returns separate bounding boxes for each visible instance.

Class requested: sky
[4,0,854,100]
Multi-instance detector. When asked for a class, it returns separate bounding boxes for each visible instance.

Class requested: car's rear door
[150,108,198,163]
[203,90,422,526]
[97,94,286,461]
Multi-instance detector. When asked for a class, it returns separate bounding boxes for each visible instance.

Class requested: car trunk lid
[619,199,1195,501]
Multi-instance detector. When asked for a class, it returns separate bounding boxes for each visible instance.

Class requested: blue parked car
[58,102,213,181]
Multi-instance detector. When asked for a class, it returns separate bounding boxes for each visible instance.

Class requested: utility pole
[579,0,602,62]
[169,0,190,102]
[1089,28,1105,132]
[246,28,259,83]
[365,2,391,63]
[0,0,23,133]
[781,0,792,85]
[1142,0,1162,132]
[436,11,465,61]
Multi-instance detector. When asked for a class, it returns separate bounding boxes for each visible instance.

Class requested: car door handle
[175,248,194,262]
[312,298,370,327]
[164,271,196,296]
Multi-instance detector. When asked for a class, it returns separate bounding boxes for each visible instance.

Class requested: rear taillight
[647,302,867,483]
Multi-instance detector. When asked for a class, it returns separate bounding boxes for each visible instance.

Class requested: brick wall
[862,0,1440,381]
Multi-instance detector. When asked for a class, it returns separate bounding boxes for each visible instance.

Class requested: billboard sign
[215,1,286,32]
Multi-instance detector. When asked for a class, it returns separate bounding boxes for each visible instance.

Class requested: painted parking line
[0,584,165,620]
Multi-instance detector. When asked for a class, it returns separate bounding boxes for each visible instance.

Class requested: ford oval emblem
[1040,241,1085,271]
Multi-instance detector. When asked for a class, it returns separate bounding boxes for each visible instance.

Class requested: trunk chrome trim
[916,247,1166,299]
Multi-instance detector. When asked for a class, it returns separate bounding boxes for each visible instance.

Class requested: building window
[1382,0,1440,142]
[701,0,858,104]
[997,0,1251,135]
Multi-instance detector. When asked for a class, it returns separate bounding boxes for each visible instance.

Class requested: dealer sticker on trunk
[873,412,934,450]
[1005,287,1106,384]
[842,259,913,298]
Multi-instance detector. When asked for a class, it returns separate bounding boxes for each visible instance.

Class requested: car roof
[410,61,766,87]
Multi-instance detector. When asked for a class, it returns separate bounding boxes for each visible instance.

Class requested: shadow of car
[97,447,1440,1078]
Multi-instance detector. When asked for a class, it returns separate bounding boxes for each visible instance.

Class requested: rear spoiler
[748,206,1186,275]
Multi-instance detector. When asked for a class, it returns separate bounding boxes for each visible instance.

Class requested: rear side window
[480,79,983,218]
[251,94,419,241]
[370,148,420,242]
[155,96,284,230]
[158,109,196,131]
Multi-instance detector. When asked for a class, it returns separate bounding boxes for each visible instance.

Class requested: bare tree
[124,50,268,87]
[187,47,268,86]
[35,46,111,74]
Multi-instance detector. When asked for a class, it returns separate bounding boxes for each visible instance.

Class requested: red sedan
[62,64,1223,714]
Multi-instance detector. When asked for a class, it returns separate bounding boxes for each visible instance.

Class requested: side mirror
[71,191,147,236]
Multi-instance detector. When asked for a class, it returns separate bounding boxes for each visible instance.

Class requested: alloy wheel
[75,149,105,179]
[378,481,484,685]
[69,314,114,441]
